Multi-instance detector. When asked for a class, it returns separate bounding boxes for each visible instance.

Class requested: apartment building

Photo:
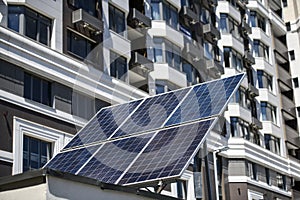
[0,0,299,199]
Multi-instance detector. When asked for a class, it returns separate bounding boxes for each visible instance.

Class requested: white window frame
[13,117,73,175]
[248,189,264,200]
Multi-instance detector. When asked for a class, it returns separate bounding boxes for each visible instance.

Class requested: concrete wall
[0,183,47,200]
[46,176,155,200]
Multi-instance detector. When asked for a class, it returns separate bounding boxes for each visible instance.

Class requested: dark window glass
[282,0,287,7]
[110,51,127,81]
[23,135,52,172]
[286,22,291,31]
[265,168,270,185]
[67,31,95,59]
[24,73,51,106]
[264,134,280,155]
[261,102,276,123]
[289,50,295,60]
[257,70,273,91]
[151,0,178,29]
[182,61,201,85]
[156,84,165,94]
[293,77,299,88]
[8,6,52,46]
[109,4,125,36]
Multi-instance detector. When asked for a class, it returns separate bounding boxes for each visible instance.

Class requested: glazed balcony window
[151,0,178,30]
[8,6,52,46]
[109,4,125,36]
[249,11,266,32]
[219,13,242,41]
[223,47,244,71]
[253,40,269,61]
[257,70,273,91]
[110,51,127,82]
[261,102,277,124]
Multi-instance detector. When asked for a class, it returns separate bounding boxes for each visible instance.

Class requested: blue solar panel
[165,74,244,126]
[45,74,245,186]
[45,145,99,174]
[111,87,190,138]
[64,100,143,149]
[77,131,156,184]
[117,119,214,185]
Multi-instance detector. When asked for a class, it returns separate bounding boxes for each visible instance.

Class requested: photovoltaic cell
[111,87,190,138]
[77,131,156,184]
[165,74,244,126]
[45,74,245,186]
[64,100,143,149]
[118,119,214,185]
[45,145,99,174]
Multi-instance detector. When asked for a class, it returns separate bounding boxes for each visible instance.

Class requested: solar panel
[117,119,215,185]
[64,100,143,149]
[45,73,245,186]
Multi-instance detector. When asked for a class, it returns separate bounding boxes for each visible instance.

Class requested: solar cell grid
[117,119,214,185]
[111,87,190,138]
[45,73,245,186]
[77,131,156,184]
[63,100,143,149]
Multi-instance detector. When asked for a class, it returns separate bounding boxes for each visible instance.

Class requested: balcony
[239,21,252,37]
[251,116,263,129]
[277,67,292,89]
[281,95,296,119]
[180,6,198,25]
[129,52,154,78]
[203,23,221,44]
[183,42,202,65]
[200,59,224,77]
[274,38,288,61]
[247,83,259,97]
[243,51,255,65]
[286,125,300,148]
[72,9,103,34]
[127,8,151,29]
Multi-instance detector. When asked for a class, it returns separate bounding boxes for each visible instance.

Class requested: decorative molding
[12,117,73,175]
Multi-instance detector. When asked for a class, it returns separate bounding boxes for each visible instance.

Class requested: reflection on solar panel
[44,73,245,186]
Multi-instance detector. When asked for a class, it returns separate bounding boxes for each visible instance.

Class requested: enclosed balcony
[72,9,103,34]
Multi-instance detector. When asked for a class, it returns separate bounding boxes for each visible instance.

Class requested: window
[151,0,178,30]
[67,30,95,59]
[153,38,182,70]
[249,11,266,32]
[110,51,127,81]
[286,22,291,31]
[8,6,52,46]
[155,80,176,94]
[277,173,286,190]
[219,14,241,40]
[261,102,277,123]
[230,117,250,139]
[249,129,261,146]
[282,0,287,7]
[223,47,244,71]
[23,135,52,172]
[248,161,257,180]
[200,7,211,24]
[182,61,201,85]
[72,91,95,120]
[253,40,269,61]
[289,50,295,60]
[204,41,214,60]
[176,180,187,199]
[264,134,280,155]
[265,168,271,185]
[293,77,299,88]
[69,0,98,17]
[231,87,250,109]
[109,4,125,36]
[24,73,51,106]
[257,70,273,91]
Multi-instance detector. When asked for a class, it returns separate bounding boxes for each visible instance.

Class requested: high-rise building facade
[0,0,299,199]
